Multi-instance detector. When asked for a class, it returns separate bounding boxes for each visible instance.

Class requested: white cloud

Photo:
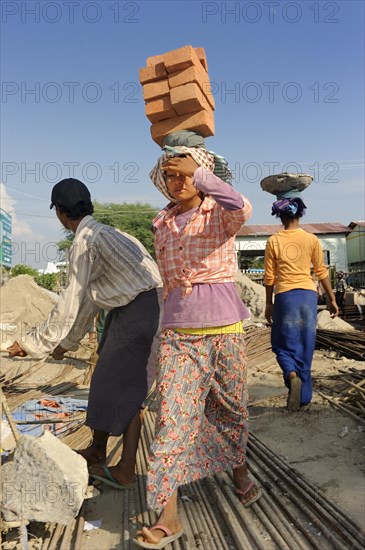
[0,183,41,238]
[0,184,66,268]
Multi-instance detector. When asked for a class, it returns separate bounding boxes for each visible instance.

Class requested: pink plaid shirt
[153,180,252,299]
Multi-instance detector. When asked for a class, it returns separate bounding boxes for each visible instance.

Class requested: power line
[12,210,159,218]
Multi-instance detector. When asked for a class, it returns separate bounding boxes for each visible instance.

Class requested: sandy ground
[247,351,365,528]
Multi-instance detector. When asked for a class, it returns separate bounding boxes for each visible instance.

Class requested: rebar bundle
[316,367,365,421]
[316,329,365,360]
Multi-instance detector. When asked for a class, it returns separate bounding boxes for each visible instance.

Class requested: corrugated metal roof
[237,222,351,237]
[348,221,365,229]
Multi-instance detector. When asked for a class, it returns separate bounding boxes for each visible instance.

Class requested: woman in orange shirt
[264,194,338,411]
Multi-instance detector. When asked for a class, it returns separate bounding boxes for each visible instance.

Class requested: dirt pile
[317,310,355,331]
[0,275,58,349]
[235,272,266,320]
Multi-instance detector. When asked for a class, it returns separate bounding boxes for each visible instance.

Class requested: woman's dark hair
[56,201,94,220]
[272,197,306,220]
[279,210,302,224]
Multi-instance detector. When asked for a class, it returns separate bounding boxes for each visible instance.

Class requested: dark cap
[50,178,91,209]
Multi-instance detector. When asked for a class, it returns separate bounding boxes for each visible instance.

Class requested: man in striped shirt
[8,178,162,488]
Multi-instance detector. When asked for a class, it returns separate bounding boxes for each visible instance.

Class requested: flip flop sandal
[133,525,184,549]
[89,465,135,490]
[287,377,302,412]
[235,480,263,507]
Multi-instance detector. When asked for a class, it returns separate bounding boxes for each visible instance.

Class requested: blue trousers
[271,289,317,405]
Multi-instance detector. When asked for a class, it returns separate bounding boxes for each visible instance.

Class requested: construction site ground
[1,331,365,549]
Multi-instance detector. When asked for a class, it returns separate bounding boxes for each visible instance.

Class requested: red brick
[150,110,215,146]
[194,47,208,72]
[145,96,177,123]
[163,45,202,74]
[146,54,165,66]
[139,63,167,85]
[168,65,215,110]
[147,46,208,73]
[170,83,213,116]
[142,79,169,102]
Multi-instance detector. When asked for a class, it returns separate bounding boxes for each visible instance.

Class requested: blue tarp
[8,395,88,437]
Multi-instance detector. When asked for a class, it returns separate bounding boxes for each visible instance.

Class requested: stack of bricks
[139,45,215,146]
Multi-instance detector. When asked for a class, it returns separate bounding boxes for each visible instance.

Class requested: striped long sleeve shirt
[22,216,162,358]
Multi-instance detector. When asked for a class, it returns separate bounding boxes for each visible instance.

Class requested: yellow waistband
[175,321,243,335]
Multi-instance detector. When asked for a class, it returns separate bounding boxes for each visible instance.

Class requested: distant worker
[335,271,348,314]
[261,174,338,412]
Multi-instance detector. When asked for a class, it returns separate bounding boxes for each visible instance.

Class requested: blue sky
[1,0,364,267]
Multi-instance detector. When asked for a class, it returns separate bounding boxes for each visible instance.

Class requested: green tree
[36,273,59,291]
[94,202,158,256]
[56,202,159,258]
[57,236,73,252]
[238,254,265,271]
[11,264,39,278]
[252,257,265,269]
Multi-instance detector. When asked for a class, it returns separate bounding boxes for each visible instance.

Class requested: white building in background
[39,262,59,275]
[38,261,67,275]
[235,222,351,273]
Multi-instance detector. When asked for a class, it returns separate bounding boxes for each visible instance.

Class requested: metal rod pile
[3,407,365,549]
[317,367,365,422]
[343,305,365,322]
[244,323,277,371]
[315,329,365,360]
[247,433,365,550]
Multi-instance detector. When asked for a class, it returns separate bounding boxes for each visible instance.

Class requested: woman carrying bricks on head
[262,175,339,412]
[134,132,261,549]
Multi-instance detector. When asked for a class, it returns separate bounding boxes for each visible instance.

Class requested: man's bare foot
[76,443,106,466]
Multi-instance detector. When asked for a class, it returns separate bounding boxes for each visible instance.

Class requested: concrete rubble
[2,430,88,525]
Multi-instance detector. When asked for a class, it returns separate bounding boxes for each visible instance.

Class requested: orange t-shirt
[264,228,328,295]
